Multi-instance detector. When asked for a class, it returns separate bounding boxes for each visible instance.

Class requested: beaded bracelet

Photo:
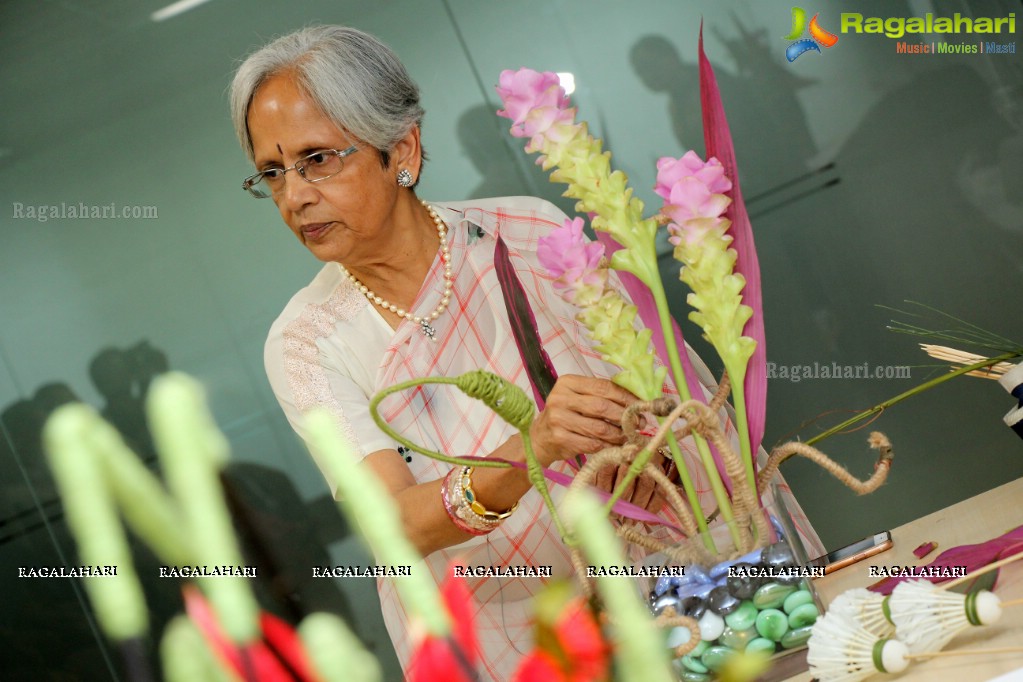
[441,468,492,536]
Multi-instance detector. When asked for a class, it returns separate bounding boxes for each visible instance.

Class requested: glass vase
[638,482,823,682]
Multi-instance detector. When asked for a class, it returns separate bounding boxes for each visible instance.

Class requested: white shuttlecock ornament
[807,612,910,682]
[828,588,895,639]
[889,580,1002,653]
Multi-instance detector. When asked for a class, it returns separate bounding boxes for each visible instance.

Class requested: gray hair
[230,25,424,167]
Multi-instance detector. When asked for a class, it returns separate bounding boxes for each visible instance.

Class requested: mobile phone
[809,531,893,574]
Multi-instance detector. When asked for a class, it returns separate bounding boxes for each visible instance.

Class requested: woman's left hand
[593,451,667,514]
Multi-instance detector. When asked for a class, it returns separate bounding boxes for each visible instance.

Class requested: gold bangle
[460,466,517,521]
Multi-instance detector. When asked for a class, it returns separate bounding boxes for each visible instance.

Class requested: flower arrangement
[488,34,893,556]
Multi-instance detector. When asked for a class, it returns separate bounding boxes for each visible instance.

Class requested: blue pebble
[676,582,714,600]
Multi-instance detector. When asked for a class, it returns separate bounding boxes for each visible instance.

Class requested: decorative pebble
[680,654,709,674]
[709,549,763,580]
[755,608,789,642]
[787,602,820,629]
[761,542,795,567]
[680,595,707,619]
[666,626,692,649]
[689,640,710,657]
[720,625,758,650]
[752,581,796,610]
[726,564,761,599]
[697,610,725,641]
[652,593,682,616]
[686,564,712,585]
[775,568,805,586]
[723,600,758,631]
[676,582,714,601]
[769,516,787,542]
[780,624,814,649]
[700,645,734,672]
[678,669,712,682]
[746,637,777,655]
[654,574,676,596]
[708,586,740,615]
[782,589,814,614]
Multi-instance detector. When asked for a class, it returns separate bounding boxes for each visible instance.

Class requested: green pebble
[680,654,709,674]
[678,671,713,682]
[719,625,758,650]
[782,589,814,614]
[723,600,758,631]
[755,608,789,642]
[752,581,797,610]
[700,645,734,673]
[689,639,710,657]
[787,603,820,629]
[781,624,814,649]
[746,637,778,655]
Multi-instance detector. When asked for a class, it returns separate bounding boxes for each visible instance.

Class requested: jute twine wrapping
[565,372,894,657]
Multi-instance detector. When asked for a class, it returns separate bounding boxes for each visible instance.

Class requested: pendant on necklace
[420,320,437,340]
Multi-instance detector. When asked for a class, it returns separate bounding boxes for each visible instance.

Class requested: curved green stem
[522,433,574,546]
[805,353,1020,447]
[368,377,514,469]
[369,373,572,545]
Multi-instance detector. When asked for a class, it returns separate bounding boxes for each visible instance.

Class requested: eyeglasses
[242,145,359,198]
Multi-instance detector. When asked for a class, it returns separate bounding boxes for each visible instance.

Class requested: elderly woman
[231,25,818,681]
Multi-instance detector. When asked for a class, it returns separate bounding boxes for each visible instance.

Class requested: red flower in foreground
[407,574,480,682]
[513,594,609,682]
[183,585,315,681]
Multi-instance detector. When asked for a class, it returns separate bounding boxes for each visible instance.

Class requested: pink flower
[661,177,732,226]
[654,151,732,200]
[537,217,607,307]
[654,151,733,248]
[496,69,578,151]
[496,69,568,130]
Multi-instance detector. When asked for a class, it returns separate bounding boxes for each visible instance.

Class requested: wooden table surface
[785,477,1023,681]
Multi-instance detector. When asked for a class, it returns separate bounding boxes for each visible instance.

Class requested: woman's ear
[391,125,423,184]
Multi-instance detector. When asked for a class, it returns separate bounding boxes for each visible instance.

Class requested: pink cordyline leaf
[595,231,732,495]
[699,25,766,461]
[868,525,1023,595]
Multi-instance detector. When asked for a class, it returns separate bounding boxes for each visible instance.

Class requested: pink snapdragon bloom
[656,151,733,247]
[537,217,607,307]
[496,69,576,151]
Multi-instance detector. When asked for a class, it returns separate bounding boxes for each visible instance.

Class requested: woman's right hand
[528,375,639,467]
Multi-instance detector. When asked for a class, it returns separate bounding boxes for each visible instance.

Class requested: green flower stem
[368,374,571,544]
[805,352,1020,447]
[43,405,148,641]
[304,409,451,637]
[565,490,675,682]
[148,373,259,645]
[647,276,739,546]
[726,373,757,495]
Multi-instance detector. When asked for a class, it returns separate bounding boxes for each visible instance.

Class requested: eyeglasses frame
[242,145,359,198]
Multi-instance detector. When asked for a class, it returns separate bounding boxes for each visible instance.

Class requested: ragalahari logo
[784,7,839,61]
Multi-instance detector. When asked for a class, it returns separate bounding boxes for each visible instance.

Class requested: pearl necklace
[339,200,453,340]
